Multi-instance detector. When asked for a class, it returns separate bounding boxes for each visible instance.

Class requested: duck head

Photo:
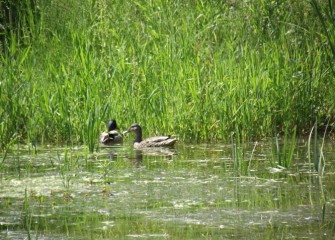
[108,119,117,131]
[123,123,142,143]
[123,123,141,134]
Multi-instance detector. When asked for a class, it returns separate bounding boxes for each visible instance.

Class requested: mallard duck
[100,120,122,145]
[123,123,177,148]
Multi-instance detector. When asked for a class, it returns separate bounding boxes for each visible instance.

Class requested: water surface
[1,140,334,239]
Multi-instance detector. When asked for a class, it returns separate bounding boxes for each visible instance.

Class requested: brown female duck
[123,123,177,148]
[100,120,122,145]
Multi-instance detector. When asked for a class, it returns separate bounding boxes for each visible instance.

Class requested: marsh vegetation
[1,1,335,238]
[1,0,335,151]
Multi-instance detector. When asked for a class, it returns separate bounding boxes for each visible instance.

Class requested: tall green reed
[23,188,32,240]
[58,148,79,189]
[0,36,31,153]
[310,0,335,67]
[0,0,334,150]
[272,126,297,168]
[307,118,328,175]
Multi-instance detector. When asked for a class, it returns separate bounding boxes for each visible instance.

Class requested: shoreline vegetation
[1,0,335,152]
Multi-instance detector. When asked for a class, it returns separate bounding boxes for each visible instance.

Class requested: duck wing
[100,132,110,143]
[144,136,171,142]
[138,136,177,147]
[100,130,122,144]
[108,130,121,138]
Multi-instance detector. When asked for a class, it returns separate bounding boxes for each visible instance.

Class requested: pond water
[0,139,335,239]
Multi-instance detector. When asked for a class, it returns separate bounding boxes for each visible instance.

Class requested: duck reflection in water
[126,148,177,167]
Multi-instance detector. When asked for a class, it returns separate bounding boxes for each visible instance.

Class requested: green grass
[1,0,335,151]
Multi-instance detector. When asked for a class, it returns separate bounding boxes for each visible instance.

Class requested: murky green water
[1,140,335,239]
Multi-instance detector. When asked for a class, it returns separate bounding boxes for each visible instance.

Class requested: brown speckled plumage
[123,123,177,148]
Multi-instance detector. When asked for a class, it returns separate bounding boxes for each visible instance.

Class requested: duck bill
[122,130,129,135]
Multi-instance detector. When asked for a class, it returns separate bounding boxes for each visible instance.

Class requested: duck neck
[134,128,142,143]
